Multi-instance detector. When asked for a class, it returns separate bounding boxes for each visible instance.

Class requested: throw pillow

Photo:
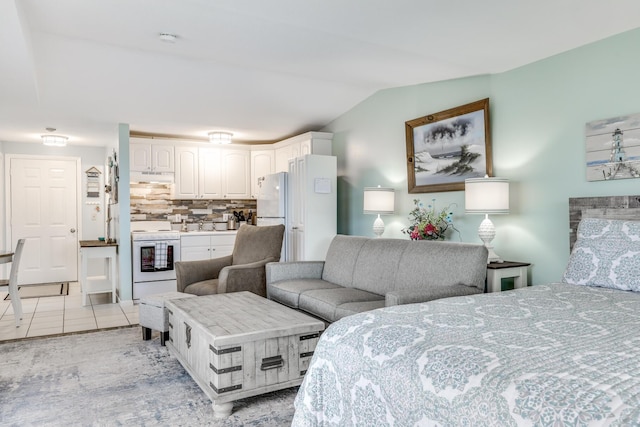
[562,218,640,291]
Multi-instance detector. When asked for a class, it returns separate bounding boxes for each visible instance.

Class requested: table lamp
[363,186,395,238]
[464,175,509,263]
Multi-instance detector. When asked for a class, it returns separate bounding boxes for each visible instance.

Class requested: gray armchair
[176,224,285,297]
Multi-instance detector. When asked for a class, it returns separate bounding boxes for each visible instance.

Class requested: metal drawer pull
[185,322,192,349]
[300,333,319,341]
[260,355,283,371]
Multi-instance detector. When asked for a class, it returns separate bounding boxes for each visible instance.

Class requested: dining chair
[1,239,26,327]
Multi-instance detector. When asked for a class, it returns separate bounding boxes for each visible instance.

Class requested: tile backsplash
[130,183,256,223]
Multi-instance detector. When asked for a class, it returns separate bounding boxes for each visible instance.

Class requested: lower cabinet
[181,233,236,261]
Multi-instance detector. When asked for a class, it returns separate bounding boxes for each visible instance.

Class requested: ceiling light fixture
[159,33,178,43]
[41,134,68,147]
[208,131,233,144]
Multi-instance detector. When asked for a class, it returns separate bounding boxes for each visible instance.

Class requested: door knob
[70,228,76,233]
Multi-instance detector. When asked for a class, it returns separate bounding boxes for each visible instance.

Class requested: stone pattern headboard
[569,195,640,252]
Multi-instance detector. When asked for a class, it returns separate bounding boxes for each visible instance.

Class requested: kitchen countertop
[79,240,119,248]
[179,230,238,236]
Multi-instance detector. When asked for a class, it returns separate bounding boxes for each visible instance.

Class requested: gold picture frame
[405,98,492,193]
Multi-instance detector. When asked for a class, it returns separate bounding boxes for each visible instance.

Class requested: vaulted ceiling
[2,0,639,146]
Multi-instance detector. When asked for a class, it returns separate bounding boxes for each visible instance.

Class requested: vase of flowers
[403,199,458,240]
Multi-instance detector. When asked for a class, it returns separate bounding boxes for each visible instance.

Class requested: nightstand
[486,261,530,293]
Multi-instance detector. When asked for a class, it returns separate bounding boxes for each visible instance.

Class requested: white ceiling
[2,0,640,147]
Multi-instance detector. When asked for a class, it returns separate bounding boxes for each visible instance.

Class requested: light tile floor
[0,282,139,342]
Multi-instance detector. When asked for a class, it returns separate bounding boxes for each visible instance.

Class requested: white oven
[131,221,181,300]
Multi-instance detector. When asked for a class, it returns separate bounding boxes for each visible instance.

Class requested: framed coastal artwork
[585,112,640,181]
[405,98,492,193]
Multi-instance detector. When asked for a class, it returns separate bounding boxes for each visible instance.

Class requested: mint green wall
[325,28,640,285]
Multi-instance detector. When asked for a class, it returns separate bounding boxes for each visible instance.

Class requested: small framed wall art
[585,112,640,181]
[405,98,492,193]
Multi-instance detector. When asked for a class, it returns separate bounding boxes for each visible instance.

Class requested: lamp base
[478,214,502,264]
[485,245,503,264]
[372,215,385,238]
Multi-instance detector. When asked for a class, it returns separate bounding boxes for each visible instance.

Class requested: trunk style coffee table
[165,291,325,418]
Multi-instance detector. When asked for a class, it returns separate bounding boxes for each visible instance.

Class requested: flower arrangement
[403,199,457,240]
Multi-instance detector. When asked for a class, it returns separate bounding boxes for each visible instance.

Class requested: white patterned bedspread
[292,283,640,426]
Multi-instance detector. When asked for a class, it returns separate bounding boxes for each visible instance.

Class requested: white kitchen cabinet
[130,141,174,172]
[221,148,251,199]
[174,146,223,199]
[275,143,301,173]
[273,132,332,173]
[180,233,237,261]
[199,148,223,199]
[250,149,275,198]
[287,154,337,262]
[174,146,199,199]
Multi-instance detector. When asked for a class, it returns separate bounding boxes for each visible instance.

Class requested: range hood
[130,171,175,183]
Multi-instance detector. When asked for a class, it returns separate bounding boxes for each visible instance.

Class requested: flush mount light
[159,33,178,43]
[41,134,68,147]
[208,131,233,144]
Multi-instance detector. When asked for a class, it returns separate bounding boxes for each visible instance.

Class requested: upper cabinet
[174,145,250,200]
[221,148,251,199]
[250,149,275,198]
[200,148,224,199]
[130,132,332,200]
[174,146,223,199]
[130,139,174,172]
[273,132,332,173]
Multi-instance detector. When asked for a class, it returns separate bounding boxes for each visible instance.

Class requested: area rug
[0,327,297,426]
[3,282,69,300]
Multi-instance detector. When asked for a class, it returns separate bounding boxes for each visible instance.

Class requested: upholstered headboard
[569,195,640,252]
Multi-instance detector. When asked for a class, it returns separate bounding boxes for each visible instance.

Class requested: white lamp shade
[464,177,509,214]
[363,187,395,214]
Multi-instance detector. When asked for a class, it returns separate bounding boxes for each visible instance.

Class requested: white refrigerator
[256,171,288,261]
[286,155,337,262]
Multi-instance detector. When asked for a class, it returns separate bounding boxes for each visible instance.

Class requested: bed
[292,203,640,426]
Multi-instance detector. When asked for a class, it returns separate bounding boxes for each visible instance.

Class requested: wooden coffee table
[165,291,325,418]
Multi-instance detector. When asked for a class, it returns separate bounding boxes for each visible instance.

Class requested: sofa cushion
[394,241,487,291]
[267,279,341,308]
[334,301,386,321]
[321,235,368,288]
[299,288,384,323]
[351,239,409,294]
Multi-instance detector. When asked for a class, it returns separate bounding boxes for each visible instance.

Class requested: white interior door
[10,157,79,284]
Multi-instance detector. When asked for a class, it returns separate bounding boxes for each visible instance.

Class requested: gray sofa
[266,235,488,323]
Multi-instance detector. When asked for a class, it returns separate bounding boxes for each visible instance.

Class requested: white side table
[79,240,119,306]
[486,261,530,293]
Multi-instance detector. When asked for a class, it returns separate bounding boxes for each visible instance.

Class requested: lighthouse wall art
[586,112,640,181]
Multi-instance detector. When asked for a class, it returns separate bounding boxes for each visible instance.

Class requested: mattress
[292,282,640,426]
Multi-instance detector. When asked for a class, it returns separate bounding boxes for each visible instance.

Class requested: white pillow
[562,218,640,291]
